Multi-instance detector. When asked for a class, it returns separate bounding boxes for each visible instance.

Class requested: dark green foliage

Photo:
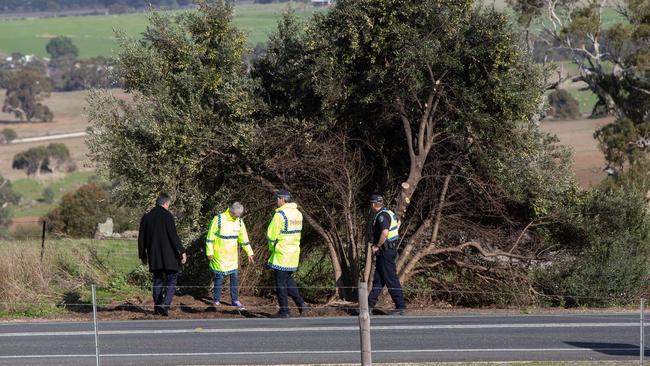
[12,143,74,175]
[547,89,581,119]
[45,36,79,60]
[536,188,650,306]
[90,0,641,306]
[45,183,139,238]
[87,1,257,239]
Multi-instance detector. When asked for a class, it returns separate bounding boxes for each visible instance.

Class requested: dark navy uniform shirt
[372,211,391,245]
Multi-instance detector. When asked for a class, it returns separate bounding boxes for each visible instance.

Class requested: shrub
[0,128,17,144]
[41,187,55,204]
[536,188,650,306]
[46,183,139,238]
[0,175,20,227]
[12,143,74,175]
[547,89,581,119]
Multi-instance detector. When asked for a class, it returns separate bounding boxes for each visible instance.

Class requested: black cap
[369,194,384,203]
[275,189,291,199]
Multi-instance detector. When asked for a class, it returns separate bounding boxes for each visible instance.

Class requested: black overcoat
[138,205,185,272]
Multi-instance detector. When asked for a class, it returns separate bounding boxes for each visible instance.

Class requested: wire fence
[2,220,650,364]
[0,285,650,365]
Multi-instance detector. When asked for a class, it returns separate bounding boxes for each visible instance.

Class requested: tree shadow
[177,302,270,318]
[57,291,93,313]
[564,341,649,356]
[112,302,148,314]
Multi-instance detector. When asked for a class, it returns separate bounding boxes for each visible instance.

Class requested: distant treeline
[0,0,193,12]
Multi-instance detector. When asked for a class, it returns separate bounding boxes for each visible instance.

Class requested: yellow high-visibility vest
[374,208,400,243]
[267,203,302,271]
[206,209,253,274]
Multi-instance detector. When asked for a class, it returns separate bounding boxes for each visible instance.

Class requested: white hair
[230,202,244,216]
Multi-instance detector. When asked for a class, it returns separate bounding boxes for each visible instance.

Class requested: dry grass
[0,242,109,312]
[0,244,51,309]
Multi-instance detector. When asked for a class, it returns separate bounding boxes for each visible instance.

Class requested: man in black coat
[138,192,187,316]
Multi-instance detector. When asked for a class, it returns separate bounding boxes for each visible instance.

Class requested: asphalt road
[0,313,647,365]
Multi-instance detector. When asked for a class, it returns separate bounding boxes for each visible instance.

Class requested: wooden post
[363,243,373,283]
[358,281,372,366]
[40,219,46,262]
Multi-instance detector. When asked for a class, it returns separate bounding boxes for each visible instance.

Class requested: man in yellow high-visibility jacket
[206,202,254,310]
[267,189,308,318]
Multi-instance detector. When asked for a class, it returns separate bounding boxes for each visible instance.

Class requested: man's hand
[181,252,187,265]
[371,245,379,254]
[248,255,254,264]
[207,255,213,261]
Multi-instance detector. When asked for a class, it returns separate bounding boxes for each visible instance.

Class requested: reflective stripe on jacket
[206,209,253,274]
[267,203,302,271]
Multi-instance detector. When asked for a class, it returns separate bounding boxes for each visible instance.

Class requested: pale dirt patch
[540,117,615,188]
[0,88,130,138]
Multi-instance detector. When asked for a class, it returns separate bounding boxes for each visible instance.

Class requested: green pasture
[0,4,324,58]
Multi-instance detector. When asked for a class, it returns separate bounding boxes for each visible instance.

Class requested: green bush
[41,187,55,204]
[1,128,17,144]
[548,89,581,119]
[536,188,650,306]
[126,265,152,289]
[0,175,20,227]
[12,143,74,175]
[45,183,139,238]
[294,249,335,302]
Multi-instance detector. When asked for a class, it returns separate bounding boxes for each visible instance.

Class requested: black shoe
[158,306,169,317]
[299,305,309,316]
[270,312,289,319]
[153,305,161,315]
[390,308,406,316]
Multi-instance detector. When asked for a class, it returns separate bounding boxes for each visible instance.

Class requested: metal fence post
[358,281,372,366]
[40,220,46,262]
[642,298,646,366]
[92,284,100,366]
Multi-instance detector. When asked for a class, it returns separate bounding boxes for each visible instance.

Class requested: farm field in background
[0,3,325,58]
[0,238,143,318]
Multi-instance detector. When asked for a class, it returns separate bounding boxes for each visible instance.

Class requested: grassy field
[0,238,143,318]
[9,171,97,219]
[0,3,324,58]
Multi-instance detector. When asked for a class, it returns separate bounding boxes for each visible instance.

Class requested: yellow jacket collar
[224,209,238,221]
[277,202,297,211]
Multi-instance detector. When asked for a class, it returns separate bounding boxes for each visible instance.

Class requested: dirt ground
[0,89,128,138]
[540,116,614,187]
[0,89,130,179]
[1,293,641,323]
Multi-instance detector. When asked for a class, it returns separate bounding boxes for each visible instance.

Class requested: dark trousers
[274,269,304,315]
[212,270,238,303]
[368,248,406,309]
[152,270,178,308]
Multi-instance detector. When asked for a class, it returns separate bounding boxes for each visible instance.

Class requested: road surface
[0,313,647,365]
